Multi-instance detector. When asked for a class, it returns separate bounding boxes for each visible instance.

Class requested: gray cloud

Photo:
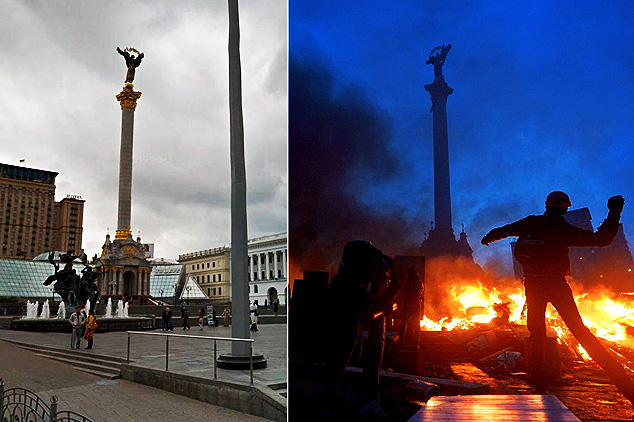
[0,0,287,259]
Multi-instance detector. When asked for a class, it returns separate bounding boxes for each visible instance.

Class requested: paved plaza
[0,323,286,421]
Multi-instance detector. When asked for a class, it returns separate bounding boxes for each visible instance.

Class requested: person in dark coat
[182,307,190,330]
[482,192,634,402]
[161,306,173,331]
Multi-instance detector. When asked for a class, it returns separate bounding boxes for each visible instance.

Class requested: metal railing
[1,379,93,422]
[126,331,256,384]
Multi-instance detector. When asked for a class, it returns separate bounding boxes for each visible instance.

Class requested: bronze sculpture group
[43,250,100,309]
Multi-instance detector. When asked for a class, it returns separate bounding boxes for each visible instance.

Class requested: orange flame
[419,267,634,356]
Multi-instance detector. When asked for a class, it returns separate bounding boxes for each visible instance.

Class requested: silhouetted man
[320,241,407,405]
[482,191,634,402]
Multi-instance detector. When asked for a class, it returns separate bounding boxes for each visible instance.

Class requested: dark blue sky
[289,1,634,276]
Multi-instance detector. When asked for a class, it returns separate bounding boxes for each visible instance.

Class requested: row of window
[192,261,217,271]
[196,273,222,283]
[206,287,222,296]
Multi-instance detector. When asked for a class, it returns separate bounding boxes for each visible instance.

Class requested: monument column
[265,252,270,280]
[116,268,123,295]
[257,254,262,280]
[418,44,476,258]
[137,270,142,296]
[425,46,454,240]
[115,83,142,240]
[426,78,453,238]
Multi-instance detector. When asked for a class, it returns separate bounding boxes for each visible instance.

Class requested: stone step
[32,353,121,378]
[22,345,127,369]
[6,339,129,363]
[267,382,287,398]
[73,366,120,380]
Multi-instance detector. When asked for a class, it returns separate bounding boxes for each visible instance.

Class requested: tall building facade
[179,232,288,305]
[248,233,288,305]
[178,246,231,302]
[0,163,84,259]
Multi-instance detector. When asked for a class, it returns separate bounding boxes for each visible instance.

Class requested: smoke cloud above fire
[289,54,426,282]
[288,53,519,284]
[290,2,634,294]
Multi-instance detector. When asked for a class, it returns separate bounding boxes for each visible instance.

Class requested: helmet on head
[545,191,571,208]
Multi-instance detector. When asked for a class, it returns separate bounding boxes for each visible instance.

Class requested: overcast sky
[290,1,634,276]
[0,1,287,260]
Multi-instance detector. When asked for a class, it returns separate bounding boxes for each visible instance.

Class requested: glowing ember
[578,344,591,361]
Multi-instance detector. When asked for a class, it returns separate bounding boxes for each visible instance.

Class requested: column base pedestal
[217,353,268,369]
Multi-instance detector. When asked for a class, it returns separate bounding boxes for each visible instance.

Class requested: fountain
[85,299,91,316]
[56,301,66,319]
[25,300,39,319]
[39,299,50,319]
[13,296,149,331]
[115,299,124,318]
[105,298,113,318]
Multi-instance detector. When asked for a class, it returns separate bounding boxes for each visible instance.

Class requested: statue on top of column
[426,44,452,78]
[116,47,144,83]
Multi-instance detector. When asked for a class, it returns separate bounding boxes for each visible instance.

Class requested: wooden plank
[449,363,514,393]
[409,395,581,422]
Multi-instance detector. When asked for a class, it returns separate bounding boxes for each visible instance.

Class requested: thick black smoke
[289,55,424,282]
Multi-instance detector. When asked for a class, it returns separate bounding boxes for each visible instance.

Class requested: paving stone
[0,323,286,421]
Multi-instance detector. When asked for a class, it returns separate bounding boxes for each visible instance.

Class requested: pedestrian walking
[482,191,634,402]
[198,307,205,330]
[273,300,279,317]
[79,304,87,338]
[182,307,190,330]
[69,306,86,349]
[249,302,259,332]
[162,306,173,331]
[222,305,231,327]
[84,309,98,349]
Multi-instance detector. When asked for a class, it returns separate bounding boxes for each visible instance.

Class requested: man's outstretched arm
[481,216,534,245]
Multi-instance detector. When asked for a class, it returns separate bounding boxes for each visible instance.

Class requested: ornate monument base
[96,232,152,300]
